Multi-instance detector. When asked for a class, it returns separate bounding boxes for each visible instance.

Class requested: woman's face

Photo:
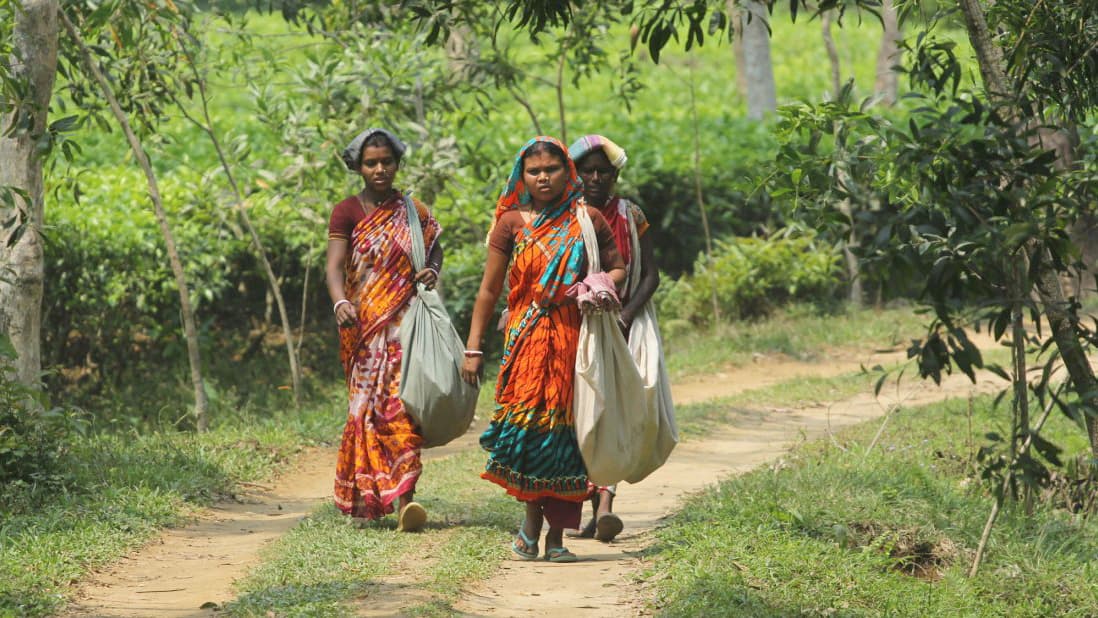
[359,144,398,194]
[522,150,568,208]
[576,150,618,207]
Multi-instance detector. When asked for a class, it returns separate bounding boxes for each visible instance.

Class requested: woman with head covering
[326,128,444,531]
[566,134,661,543]
[460,136,627,563]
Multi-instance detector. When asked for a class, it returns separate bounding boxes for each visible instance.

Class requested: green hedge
[656,232,843,329]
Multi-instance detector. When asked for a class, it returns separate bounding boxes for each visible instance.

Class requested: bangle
[333,299,352,315]
[463,350,483,357]
[426,267,439,277]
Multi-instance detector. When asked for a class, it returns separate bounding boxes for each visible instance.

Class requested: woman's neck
[584,196,611,208]
[360,186,394,205]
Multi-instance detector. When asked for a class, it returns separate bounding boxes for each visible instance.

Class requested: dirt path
[65,342,1000,617]
[452,367,1005,616]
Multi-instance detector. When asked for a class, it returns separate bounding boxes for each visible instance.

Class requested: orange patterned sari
[480,137,590,511]
[333,195,440,519]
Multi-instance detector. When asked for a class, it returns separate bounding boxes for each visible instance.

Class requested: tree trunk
[728,0,748,96]
[956,0,1012,99]
[555,46,568,144]
[687,64,719,323]
[738,0,777,120]
[60,9,211,430]
[1034,264,1098,456]
[185,66,303,407]
[873,0,900,106]
[0,0,58,388]
[821,11,842,100]
[956,0,1098,456]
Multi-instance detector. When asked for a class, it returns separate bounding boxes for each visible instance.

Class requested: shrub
[656,231,842,326]
[0,337,86,490]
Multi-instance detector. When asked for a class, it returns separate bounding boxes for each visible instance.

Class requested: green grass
[664,303,927,378]
[0,395,343,617]
[225,449,515,617]
[643,395,1098,617]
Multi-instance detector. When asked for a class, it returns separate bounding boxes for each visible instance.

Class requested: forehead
[361,144,395,160]
[523,150,564,170]
[576,150,613,169]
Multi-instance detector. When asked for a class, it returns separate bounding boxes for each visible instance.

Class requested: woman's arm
[414,241,444,289]
[326,238,356,327]
[461,248,509,385]
[620,232,660,327]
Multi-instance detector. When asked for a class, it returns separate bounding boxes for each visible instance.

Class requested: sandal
[512,525,539,561]
[397,502,427,533]
[544,546,578,563]
[594,513,623,542]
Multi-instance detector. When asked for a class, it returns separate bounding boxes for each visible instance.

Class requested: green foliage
[991,0,1098,123]
[0,336,86,489]
[761,82,901,298]
[39,6,901,423]
[657,231,842,326]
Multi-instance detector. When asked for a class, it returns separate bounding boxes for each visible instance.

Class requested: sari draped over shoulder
[334,194,441,519]
[480,137,591,512]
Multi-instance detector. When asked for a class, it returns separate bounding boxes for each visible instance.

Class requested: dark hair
[359,132,402,167]
[523,140,568,167]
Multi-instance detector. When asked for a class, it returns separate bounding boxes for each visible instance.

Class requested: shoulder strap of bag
[623,200,642,298]
[575,204,600,273]
[404,194,426,272]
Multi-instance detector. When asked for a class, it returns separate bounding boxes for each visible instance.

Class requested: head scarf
[569,134,635,264]
[341,128,407,171]
[494,136,583,224]
[568,134,627,170]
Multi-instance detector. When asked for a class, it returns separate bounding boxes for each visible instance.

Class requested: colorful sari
[480,138,592,525]
[333,194,441,519]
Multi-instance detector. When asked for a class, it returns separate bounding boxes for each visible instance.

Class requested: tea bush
[656,231,842,328]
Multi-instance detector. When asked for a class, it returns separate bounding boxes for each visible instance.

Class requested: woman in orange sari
[326,128,443,531]
[461,137,626,562]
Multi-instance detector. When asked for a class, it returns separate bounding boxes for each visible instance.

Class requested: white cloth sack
[573,206,649,486]
[398,196,479,448]
[621,203,678,483]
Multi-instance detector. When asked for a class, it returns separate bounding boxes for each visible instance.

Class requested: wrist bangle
[333,299,352,315]
[463,350,483,357]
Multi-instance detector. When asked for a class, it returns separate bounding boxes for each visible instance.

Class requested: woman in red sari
[566,134,661,543]
[326,128,443,531]
[460,137,626,562]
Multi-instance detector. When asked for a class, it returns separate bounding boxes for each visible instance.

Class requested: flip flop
[544,546,578,563]
[594,513,623,542]
[397,501,427,532]
[512,525,539,561]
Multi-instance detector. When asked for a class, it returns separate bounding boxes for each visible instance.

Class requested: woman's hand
[335,300,357,328]
[414,267,439,290]
[461,355,483,386]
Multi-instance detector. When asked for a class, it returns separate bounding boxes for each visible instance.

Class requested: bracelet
[333,299,352,315]
[463,350,483,357]
[425,267,439,277]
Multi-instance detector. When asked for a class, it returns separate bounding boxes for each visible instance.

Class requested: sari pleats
[480,205,590,509]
